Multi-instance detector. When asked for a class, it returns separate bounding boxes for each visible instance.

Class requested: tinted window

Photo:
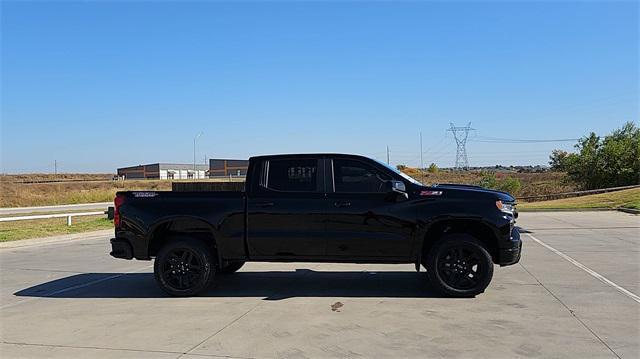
[333,159,391,193]
[267,159,318,192]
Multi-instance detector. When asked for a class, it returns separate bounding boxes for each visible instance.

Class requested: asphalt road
[0,202,112,216]
[1,212,638,358]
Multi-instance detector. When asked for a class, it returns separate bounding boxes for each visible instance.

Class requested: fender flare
[147,215,223,265]
[415,215,497,270]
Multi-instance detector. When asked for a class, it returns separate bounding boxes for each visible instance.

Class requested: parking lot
[1,211,638,358]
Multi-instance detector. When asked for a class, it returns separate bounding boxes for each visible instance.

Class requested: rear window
[266,159,318,192]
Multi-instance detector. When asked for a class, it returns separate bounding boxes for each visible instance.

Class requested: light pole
[193,132,203,178]
[420,132,424,183]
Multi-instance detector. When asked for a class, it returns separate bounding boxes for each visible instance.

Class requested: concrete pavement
[1,211,638,358]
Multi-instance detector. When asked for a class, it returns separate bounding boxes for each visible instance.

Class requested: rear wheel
[154,239,215,296]
[219,260,245,274]
[425,234,494,297]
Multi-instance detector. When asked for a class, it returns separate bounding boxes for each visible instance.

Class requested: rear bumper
[498,227,522,266]
[110,238,133,260]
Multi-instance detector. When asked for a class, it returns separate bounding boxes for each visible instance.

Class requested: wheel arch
[419,217,500,265]
[147,215,222,265]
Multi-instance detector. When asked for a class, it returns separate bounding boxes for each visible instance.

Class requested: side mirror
[385,180,408,201]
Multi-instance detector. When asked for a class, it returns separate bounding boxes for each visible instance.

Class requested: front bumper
[498,227,522,266]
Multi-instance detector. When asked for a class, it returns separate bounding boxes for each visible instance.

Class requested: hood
[428,183,516,202]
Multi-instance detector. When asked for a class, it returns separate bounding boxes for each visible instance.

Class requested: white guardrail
[0,210,111,226]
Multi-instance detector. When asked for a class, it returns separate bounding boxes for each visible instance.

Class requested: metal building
[208,159,249,178]
[117,159,249,180]
[117,163,209,180]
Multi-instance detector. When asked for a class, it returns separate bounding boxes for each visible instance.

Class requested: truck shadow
[14,269,450,300]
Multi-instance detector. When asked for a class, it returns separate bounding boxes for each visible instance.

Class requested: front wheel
[154,239,215,297]
[425,234,494,297]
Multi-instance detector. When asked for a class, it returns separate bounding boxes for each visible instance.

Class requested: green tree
[396,164,407,171]
[549,149,571,171]
[427,163,439,173]
[550,122,640,189]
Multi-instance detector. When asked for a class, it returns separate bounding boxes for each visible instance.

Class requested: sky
[1,0,638,173]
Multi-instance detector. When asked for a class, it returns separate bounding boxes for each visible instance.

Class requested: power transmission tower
[447,122,474,170]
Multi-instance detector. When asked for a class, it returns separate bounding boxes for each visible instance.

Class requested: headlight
[496,200,515,214]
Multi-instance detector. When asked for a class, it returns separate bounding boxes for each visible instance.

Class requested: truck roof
[249,153,371,161]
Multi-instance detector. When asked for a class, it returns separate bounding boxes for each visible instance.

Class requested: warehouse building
[209,159,250,177]
[117,159,249,180]
[117,163,209,180]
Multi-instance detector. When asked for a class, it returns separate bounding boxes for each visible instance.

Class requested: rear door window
[266,159,319,192]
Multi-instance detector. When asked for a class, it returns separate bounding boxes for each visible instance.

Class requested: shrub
[550,122,640,189]
[478,171,497,189]
[476,171,521,195]
[496,177,522,195]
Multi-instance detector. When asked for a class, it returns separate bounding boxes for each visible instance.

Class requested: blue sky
[1,1,638,173]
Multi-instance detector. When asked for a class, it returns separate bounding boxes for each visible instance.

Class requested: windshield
[373,159,424,186]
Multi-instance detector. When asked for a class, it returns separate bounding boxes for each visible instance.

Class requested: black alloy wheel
[437,246,483,290]
[161,248,204,290]
[425,234,494,297]
[154,239,215,296]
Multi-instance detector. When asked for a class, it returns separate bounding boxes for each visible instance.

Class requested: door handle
[334,201,351,208]
[256,201,274,208]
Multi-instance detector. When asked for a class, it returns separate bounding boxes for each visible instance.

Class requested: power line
[421,135,447,156]
[471,136,578,143]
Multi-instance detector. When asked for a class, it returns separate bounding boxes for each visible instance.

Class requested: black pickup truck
[110,153,521,297]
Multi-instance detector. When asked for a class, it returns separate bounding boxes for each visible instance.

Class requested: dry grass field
[1,178,171,207]
[401,168,576,198]
[1,174,245,207]
[1,171,575,208]
[2,173,113,183]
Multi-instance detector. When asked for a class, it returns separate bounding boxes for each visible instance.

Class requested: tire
[154,238,216,297]
[219,260,245,274]
[425,234,494,297]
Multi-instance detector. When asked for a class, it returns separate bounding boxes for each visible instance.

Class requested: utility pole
[419,132,424,182]
[386,146,390,165]
[193,132,203,178]
[54,160,57,176]
[447,122,474,170]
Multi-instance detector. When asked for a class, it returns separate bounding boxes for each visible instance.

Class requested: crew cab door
[324,158,414,259]
[247,157,327,257]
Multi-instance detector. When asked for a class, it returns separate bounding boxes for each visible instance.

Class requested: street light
[194,132,203,178]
